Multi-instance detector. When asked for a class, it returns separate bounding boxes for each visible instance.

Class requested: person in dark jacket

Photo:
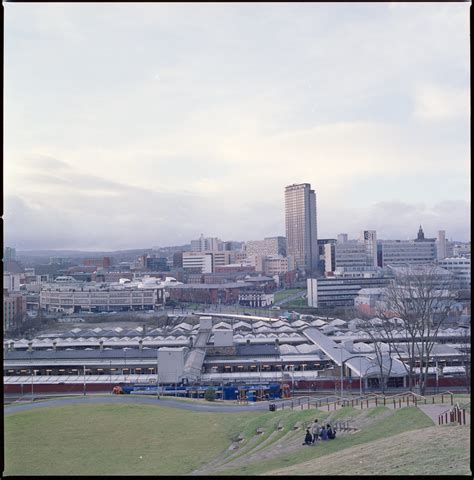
[320,425,328,441]
[327,424,336,439]
[302,428,313,445]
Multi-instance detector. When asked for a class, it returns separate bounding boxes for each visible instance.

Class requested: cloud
[3,4,470,249]
[414,86,470,121]
[324,200,470,241]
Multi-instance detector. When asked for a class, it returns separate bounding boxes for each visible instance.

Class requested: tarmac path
[4,394,274,415]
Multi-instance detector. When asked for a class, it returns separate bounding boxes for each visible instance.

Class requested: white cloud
[414,85,470,121]
[3,3,470,249]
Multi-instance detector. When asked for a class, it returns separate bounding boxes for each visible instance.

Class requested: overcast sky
[4,2,470,251]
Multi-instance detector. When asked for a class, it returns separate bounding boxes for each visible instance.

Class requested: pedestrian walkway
[418,403,471,425]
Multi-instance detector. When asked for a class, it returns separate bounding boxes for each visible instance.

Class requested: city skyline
[4,3,470,250]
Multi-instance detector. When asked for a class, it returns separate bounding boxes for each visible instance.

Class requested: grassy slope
[214,407,435,476]
[273,289,305,303]
[4,403,258,476]
[265,424,471,476]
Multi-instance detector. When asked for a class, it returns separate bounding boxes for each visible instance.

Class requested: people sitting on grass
[311,419,320,444]
[327,424,336,439]
[302,428,313,446]
[319,425,328,441]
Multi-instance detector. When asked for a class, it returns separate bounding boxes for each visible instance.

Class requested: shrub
[204,387,216,402]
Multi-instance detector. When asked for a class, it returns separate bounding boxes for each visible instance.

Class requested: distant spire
[417,225,425,241]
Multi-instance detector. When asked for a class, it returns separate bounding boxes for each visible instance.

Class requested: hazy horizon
[4,3,470,250]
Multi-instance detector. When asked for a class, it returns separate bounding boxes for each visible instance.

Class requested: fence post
[445,412,448,424]
[450,394,453,406]
[432,396,435,404]
[399,398,401,408]
[291,400,294,409]
[441,394,444,404]
[334,402,337,410]
[366,399,369,408]
[393,398,396,409]
[462,409,466,425]
[424,398,427,404]
[383,397,386,406]
[376,397,378,406]
[414,397,417,407]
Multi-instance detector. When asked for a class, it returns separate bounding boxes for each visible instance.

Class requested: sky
[4,2,470,251]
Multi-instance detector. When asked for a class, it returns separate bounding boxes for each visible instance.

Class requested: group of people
[303,419,336,446]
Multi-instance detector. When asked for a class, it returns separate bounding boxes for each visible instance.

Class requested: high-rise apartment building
[285,183,318,274]
[4,247,16,262]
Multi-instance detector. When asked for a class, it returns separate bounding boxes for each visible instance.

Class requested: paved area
[4,394,273,414]
[418,403,471,425]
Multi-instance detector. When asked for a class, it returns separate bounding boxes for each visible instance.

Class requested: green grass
[366,406,389,417]
[324,406,357,421]
[214,407,435,476]
[264,424,471,476]
[273,289,305,303]
[3,402,449,477]
[284,297,308,308]
[4,403,259,476]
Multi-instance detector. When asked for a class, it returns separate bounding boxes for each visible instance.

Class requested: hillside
[264,424,471,476]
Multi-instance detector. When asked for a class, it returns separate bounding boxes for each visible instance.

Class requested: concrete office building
[438,257,471,287]
[182,252,213,274]
[4,247,16,261]
[452,243,470,258]
[381,240,437,266]
[264,255,295,276]
[190,235,223,252]
[245,237,286,257]
[437,230,447,260]
[285,183,318,274]
[307,277,391,308]
[40,277,167,313]
[3,273,22,292]
[360,230,377,267]
[337,234,348,244]
[334,242,372,269]
[3,289,27,331]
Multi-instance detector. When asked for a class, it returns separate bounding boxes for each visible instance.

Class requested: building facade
[40,281,165,313]
[438,257,471,287]
[3,289,27,331]
[381,240,437,266]
[4,247,16,261]
[285,183,318,274]
[245,237,286,257]
[182,252,213,274]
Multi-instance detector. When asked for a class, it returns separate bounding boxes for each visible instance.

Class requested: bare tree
[458,326,471,393]
[356,317,393,394]
[375,265,458,395]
